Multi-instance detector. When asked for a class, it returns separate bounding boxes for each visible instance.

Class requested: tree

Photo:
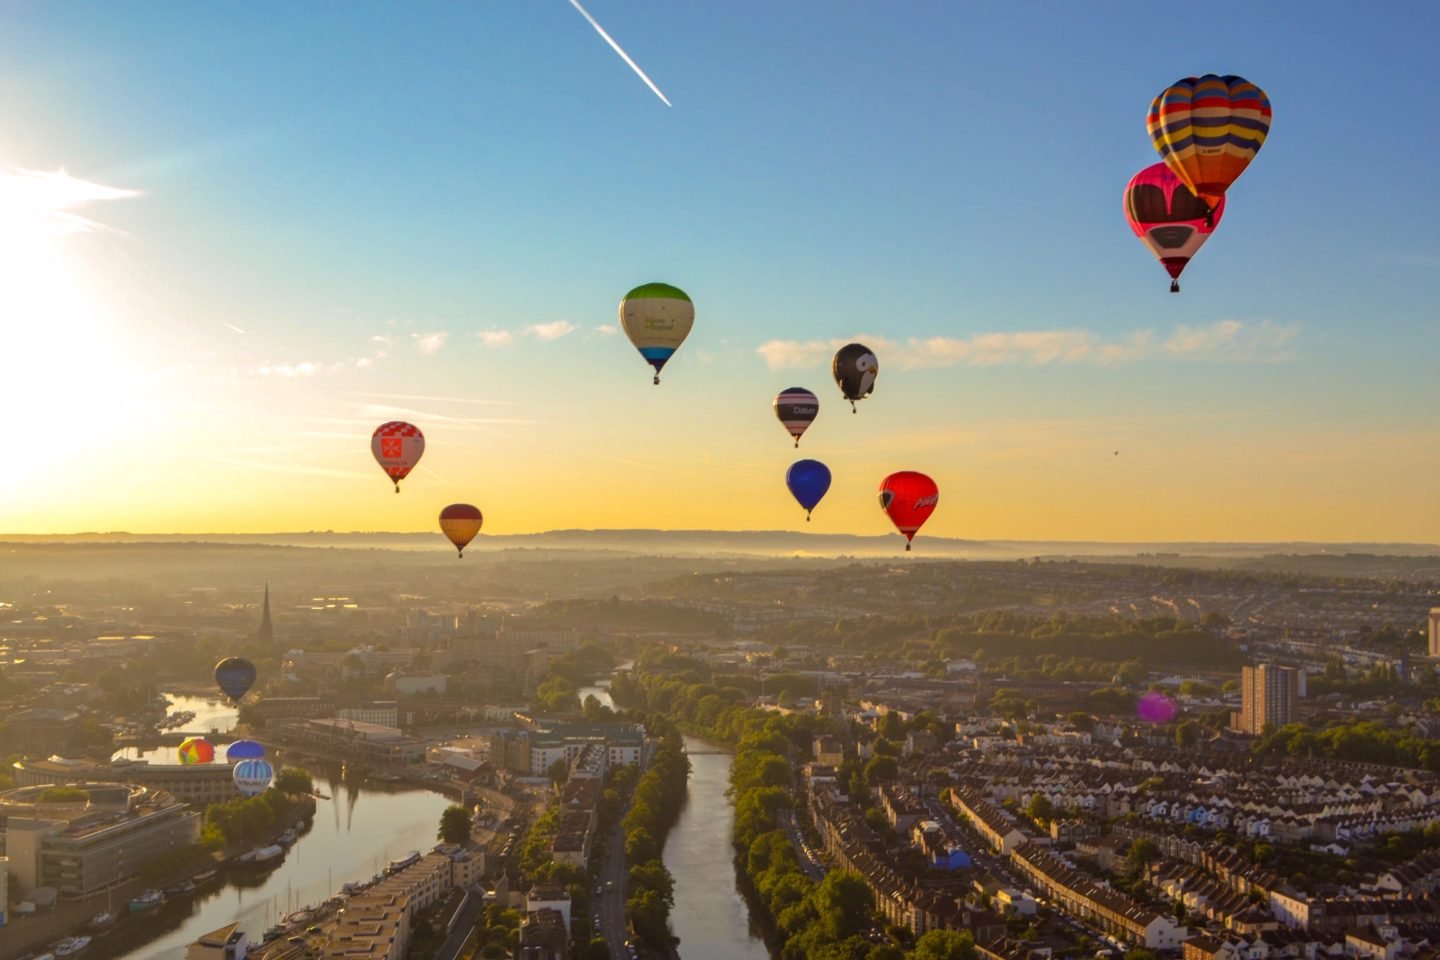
[911,929,977,960]
[438,804,470,845]
[1175,720,1200,749]
[274,767,313,795]
[547,757,570,786]
[863,756,898,787]
[1125,837,1159,876]
[1026,794,1054,826]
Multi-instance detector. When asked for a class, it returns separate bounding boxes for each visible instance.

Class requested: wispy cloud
[595,324,618,336]
[477,329,515,347]
[221,322,246,335]
[258,361,320,378]
[347,391,518,407]
[0,167,139,237]
[528,320,577,341]
[566,0,672,107]
[412,331,448,355]
[756,320,1299,371]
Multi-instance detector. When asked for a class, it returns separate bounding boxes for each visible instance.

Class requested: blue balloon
[785,459,832,521]
[214,657,257,703]
[233,757,274,797]
[227,739,266,760]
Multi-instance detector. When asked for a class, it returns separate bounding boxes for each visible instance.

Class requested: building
[1234,664,1301,735]
[270,718,426,764]
[1,855,7,928]
[257,583,275,646]
[5,708,82,756]
[1429,609,1440,659]
[518,908,569,960]
[338,701,400,728]
[187,922,249,960]
[0,783,201,895]
[525,885,572,936]
[12,756,240,809]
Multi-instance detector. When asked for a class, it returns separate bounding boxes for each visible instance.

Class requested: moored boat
[128,889,165,912]
[55,935,93,956]
[87,911,116,930]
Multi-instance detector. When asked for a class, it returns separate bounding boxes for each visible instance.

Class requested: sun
[0,168,145,498]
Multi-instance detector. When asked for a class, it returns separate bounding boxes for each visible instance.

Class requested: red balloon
[878,471,938,551]
[1124,162,1226,293]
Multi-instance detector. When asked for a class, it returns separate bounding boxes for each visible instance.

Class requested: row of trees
[1254,719,1440,771]
[613,665,977,960]
[622,722,689,950]
[202,766,313,847]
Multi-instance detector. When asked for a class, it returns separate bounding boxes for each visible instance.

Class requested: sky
[1,1,1438,543]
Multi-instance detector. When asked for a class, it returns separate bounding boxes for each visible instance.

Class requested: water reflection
[94,773,451,960]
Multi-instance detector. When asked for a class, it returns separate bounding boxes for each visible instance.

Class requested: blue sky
[1,2,1437,541]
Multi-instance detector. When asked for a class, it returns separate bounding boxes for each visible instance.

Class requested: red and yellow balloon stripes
[1147,74,1270,209]
[439,503,483,557]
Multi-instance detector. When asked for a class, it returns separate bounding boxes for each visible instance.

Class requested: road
[432,888,486,960]
[596,820,631,960]
[779,808,827,881]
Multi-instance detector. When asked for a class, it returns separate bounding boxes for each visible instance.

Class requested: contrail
[221,321,246,334]
[567,0,672,107]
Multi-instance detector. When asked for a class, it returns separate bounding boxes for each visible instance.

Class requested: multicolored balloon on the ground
[227,739,266,760]
[1124,162,1226,292]
[619,282,694,385]
[214,657,257,703]
[774,388,819,447]
[371,421,425,493]
[785,459,832,521]
[233,757,274,797]
[1137,691,1178,724]
[832,343,878,412]
[439,503,484,558]
[177,737,214,765]
[1147,74,1270,213]
[878,471,938,551]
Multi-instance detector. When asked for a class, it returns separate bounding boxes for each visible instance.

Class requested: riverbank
[6,796,316,959]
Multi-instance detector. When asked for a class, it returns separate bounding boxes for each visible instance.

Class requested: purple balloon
[1137,691,1177,724]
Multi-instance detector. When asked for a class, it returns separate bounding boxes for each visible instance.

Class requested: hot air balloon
[233,757,274,797]
[832,343,878,412]
[177,737,215,765]
[1137,691,1179,724]
[371,421,425,492]
[227,739,266,760]
[773,388,820,447]
[878,471,938,552]
[1124,162,1226,292]
[619,282,694,384]
[785,459,832,522]
[439,503,483,558]
[214,657,257,704]
[1147,74,1270,216]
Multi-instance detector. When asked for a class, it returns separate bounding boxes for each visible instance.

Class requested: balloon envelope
[832,343,878,410]
[439,503,484,557]
[227,739,266,760]
[785,459,832,520]
[1147,74,1270,209]
[1137,691,1178,724]
[1124,162,1225,291]
[233,757,274,797]
[878,471,939,550]
[214,657,257,703]
[371,421,425,492]
[619,282,694,384]
[774,388,819,446]
[177,737,215,765]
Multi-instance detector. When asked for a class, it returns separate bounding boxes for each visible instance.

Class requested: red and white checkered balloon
[370,421,425,492]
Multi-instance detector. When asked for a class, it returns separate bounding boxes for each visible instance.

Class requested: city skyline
[3,3,1438,542]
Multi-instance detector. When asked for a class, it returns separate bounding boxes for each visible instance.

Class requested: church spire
[258,582,274,644]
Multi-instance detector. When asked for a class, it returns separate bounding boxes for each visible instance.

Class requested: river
[577,677,771,960]
[85,694,452,960]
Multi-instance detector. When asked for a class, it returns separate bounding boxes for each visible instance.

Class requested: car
[288,936,305,944]
[306,925,322,934]
[605,880,614,890]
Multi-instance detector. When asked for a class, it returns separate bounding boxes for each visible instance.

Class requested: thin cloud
[221,322,246,335]
[258,361,320,378]
[412,332,448,355]
[566,0,672,107]
[756,320,1299,371]
[595,324,618,336]
[347,391,518,407]
[528,320,577,341]
[0,167,140,237]
[477,329,515,347]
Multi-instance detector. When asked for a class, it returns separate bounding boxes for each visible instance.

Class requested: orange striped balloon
[1147,74,1271,211]
[439,504,483,558]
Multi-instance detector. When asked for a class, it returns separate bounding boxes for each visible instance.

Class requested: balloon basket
[1170,280,1179,293]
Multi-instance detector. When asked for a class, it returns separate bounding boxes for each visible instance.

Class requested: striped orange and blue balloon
[1147,74,1270,209]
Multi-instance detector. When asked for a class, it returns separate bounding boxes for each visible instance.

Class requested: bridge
[681,748,729,756]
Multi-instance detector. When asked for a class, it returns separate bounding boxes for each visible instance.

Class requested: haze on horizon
[2,4,1437,544]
